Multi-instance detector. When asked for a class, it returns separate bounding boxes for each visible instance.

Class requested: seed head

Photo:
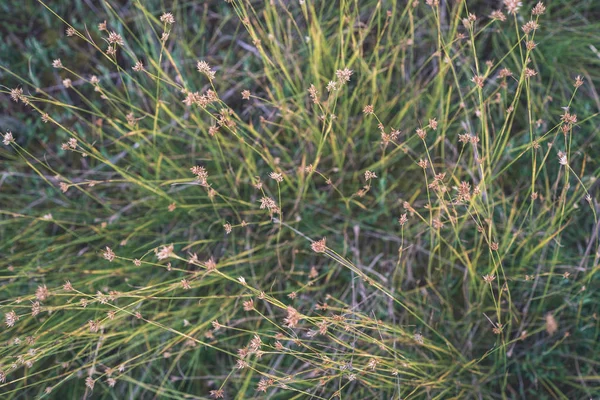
[522,20,540,34]
[10,88,23,102]
[126,112,136,126]
[493,323,503,335]
[524,68,537,78]
[197,60,216,80]
[283,306,302,328]
[398,213,408,226]
[558,151,568,166]
[504,0,522,15]
[561,111,577,125]
[259,197,278,213]
[205,257,217,272]
[429,118,438,130]
[85,377,95,390]
[457,181,472,202]
[257,378,274,392]
[190,165,209,185]
[208,125,219,137]
[156,244,174,260]
[243,299,254,311]
[107,31,124,46]
[311,237,327,253]
[209,389,225,399]
[133,61,144,72]
[498,68,512,79]
[103,246,115,262]
[414,333,424,344]
[335,68,353,83]
[88,320,100,333]
[364,170,377,180]
[269,172,284,183]
[160,13,175,24]
[367,358,379,370]
[471,75,485,88]
[31,301,41,317]
[5,311,18,327]
[3,131,15,146]
[35,285,49,301]
[490,10,506,21]
[532,2,546,16]
[182,91,200,107]
[462,14,476,29]
[187,253,199,265]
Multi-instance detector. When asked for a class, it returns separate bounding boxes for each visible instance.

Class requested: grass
[1,0,599,398]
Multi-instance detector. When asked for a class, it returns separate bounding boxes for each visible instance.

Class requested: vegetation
[1,0,599,398]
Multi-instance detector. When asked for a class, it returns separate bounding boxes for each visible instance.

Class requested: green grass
[1,0,599,398]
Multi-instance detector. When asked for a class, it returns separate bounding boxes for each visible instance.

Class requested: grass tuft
[1,0,599,398]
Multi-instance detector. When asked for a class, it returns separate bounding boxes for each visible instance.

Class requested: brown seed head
[532,2,546,16]
[160,13,175,24]
[311,237,327,253]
